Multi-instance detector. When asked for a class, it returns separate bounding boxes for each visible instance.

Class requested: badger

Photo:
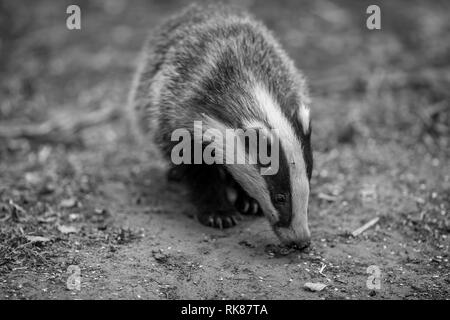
[128,3,313,248]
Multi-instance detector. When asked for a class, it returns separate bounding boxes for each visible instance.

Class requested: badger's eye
[274,193,287,204]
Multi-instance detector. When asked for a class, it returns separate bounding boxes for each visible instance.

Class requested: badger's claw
[249,201,259,215]
[226,187,238,204]
[197,210,241,229]
[235,194,262,216]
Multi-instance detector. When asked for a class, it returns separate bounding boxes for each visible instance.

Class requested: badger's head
[264,110,313,249]
[249,84,312,248]
[203,83,313,248]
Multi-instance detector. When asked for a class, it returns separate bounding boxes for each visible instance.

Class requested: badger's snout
[273,224,311,249]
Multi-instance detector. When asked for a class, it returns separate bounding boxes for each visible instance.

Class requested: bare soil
[0,0,449,299]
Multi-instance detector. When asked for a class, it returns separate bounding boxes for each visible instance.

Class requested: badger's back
[130,3,309,157]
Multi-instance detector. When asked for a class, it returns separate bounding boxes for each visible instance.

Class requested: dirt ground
[0,0,449,300]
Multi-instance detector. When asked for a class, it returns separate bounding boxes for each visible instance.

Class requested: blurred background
[0,0,449,154]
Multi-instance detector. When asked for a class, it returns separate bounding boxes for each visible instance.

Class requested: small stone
[304,282,327,292]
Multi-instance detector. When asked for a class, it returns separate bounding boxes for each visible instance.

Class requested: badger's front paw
[197,210,241,229]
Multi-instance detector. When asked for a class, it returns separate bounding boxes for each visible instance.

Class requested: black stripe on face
[259,140,292,228]
[291,110,313,182]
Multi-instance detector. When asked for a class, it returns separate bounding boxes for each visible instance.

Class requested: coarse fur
[128,3,313,247]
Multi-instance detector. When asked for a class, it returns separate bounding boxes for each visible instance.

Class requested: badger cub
[129,4,313,248]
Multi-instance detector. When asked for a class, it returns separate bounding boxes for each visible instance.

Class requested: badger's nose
[274,226,311,250]
[283,234,311,250]
[298,230,312,249]
[292,238,311,250]
[283,238,310,250]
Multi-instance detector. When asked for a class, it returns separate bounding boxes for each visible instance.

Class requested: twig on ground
[351,217,380,237]
[318,193,338,202]
[318,263,327,277]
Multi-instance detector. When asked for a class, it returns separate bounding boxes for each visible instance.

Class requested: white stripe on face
[201,115,279,224]
[252,83,310,243]
[298,103,310,135]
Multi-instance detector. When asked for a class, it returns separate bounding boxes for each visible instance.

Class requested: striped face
[251,84,312,248]
[201,83,312,248]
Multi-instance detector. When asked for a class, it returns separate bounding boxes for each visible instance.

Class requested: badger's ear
[292,103,311,137]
